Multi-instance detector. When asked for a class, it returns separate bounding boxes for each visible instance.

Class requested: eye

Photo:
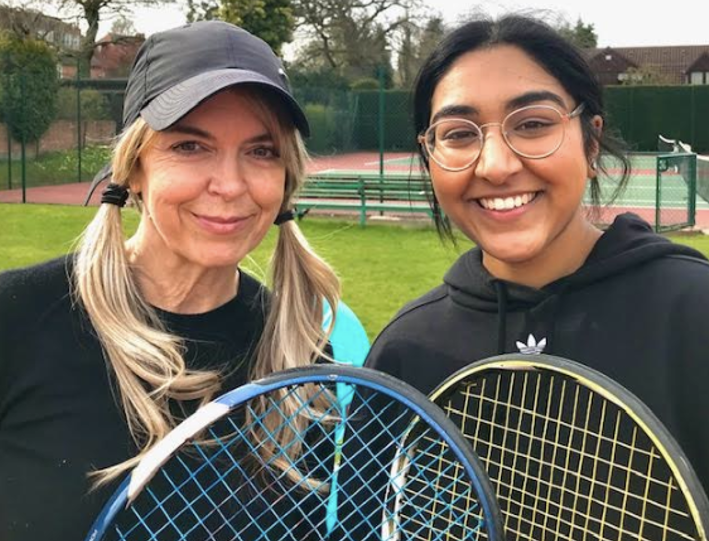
[249,145,280,159]
[508,117,558,138]
[435,123,480,147]
[517,119,552,130]
[442,128,478,141]
[171,141,205,154]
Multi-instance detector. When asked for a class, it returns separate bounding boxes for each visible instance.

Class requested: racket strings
[324,396,457,536]
[330,388,486,540]
[106,380,492,541]
[440,371,698,541]
[342,392,486,540]
[388,436,485,540]
[117,386,343,540]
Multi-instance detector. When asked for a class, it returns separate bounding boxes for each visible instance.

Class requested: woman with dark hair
[365,14,709,492]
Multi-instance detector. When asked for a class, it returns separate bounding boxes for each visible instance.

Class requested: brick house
[585,45,709,85]
[90,33,144,79]
[0,6,82,78]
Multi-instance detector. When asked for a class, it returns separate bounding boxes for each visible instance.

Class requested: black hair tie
[101,183,130,207]
[274,209,295,226]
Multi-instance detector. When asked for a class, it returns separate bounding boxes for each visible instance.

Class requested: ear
[127,161,144,197]
[587,115,604,178]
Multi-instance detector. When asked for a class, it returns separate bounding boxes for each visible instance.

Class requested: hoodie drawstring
[544,285,567,354]
[493,279,567,355]
[494,281,508,354]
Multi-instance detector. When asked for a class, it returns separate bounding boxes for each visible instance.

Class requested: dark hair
[413,14,631,239]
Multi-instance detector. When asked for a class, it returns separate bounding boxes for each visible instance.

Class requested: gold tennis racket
[429,354,709,541]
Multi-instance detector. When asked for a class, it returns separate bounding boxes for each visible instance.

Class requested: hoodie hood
[444,213,707,353]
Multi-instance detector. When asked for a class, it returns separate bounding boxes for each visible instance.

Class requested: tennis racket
[85,364,504,541]
[429,353,709,541]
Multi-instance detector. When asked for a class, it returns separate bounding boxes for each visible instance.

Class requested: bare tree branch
[292,0,422,80]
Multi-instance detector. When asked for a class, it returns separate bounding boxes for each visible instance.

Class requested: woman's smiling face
[129,88,287,272]
[429,44,597,271]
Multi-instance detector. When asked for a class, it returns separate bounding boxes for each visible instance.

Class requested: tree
[395,20,415,87]
[292,0,420,85]
[109,14,136,35]
[0,1,49,40]
[620,65,672,86]
[186,0,218,22]
[558,17,598,49]
[219,0,294,55]
[0,34,59,145]
[394,15,445,88]
[49,0,173,76]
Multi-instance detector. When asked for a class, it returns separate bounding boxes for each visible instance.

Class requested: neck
[125,242,240,314]
[483,211,602,289]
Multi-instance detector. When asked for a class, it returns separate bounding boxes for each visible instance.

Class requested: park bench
[296,173,433,225]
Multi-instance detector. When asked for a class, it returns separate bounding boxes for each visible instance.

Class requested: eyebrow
[430,105,478,125]
[430,90,569,124]
[164,124,215,140]
[164,124,275,144]
[507,91,567,110]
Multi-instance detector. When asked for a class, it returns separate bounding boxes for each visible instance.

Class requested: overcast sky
[111,0,709,48]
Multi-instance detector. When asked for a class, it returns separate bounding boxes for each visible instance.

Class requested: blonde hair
[73,88,340,484]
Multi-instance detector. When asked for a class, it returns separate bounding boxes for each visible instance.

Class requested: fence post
[378,67,386,213]
[654,156,661,232]
[690,86,696,149]
[6,122,11,191]
[359,176,367,226]
[689,154,697,228]
[20,71,26,203]
[76,58,82,183]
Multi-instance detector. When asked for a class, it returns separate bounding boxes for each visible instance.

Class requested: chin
[480,240,543,266]
[191,252,245,269]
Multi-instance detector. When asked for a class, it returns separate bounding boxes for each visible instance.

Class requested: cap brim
[140,69,310,137]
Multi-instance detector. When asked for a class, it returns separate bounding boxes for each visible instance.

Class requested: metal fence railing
[656,153,696,232]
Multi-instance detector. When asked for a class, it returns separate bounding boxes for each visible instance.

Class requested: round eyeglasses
[419,103,586,172]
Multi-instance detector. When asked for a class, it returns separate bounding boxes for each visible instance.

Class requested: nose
[473,129,523,185]
[207,155,248,200]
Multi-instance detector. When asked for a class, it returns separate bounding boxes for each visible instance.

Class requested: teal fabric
[322,300,369,533]
[323,300,370,367]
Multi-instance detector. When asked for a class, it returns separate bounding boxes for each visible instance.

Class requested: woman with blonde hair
[0,20,339,541]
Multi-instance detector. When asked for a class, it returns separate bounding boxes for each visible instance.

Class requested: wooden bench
[296,173,433,225]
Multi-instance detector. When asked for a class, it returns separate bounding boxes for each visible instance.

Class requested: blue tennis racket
[85,364,504,541]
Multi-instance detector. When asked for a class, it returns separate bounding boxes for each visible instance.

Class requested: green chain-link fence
[0,73,702,231]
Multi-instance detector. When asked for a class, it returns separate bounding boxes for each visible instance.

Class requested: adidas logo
[516,334,547,355]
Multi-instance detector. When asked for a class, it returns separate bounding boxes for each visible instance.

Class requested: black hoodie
[366,213,709,492]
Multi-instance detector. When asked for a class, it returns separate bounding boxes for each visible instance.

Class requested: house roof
[0,5,81,48]
[587,48,637,74]
[687,52,709,73]
[90,33,144,77]
[585,45,709,84]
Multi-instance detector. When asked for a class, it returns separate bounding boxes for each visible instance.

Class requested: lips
[477,191,539,211]
[198,215,241,224]
[193,212,252,234]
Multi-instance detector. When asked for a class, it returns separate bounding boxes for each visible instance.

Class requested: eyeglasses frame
[419,102,586,172]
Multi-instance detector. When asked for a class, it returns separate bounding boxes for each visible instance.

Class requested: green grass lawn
[3,203,709,340]
[0,203,471,340]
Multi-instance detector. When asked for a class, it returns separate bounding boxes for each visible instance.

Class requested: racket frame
[85,364,505,541]
[429,353,709,541]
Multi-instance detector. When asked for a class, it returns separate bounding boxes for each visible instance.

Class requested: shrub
[0,35,59,143]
